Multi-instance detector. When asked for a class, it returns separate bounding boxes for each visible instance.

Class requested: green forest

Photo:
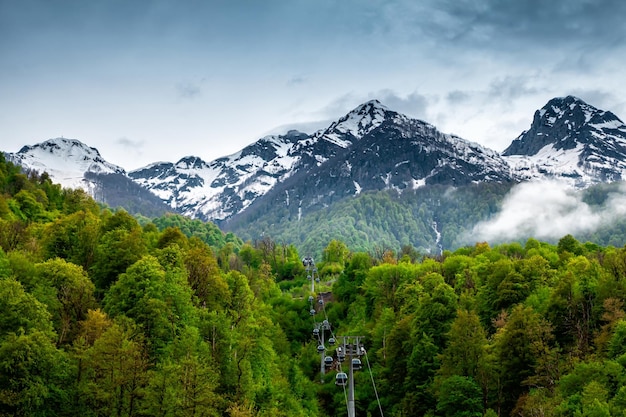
[227,181,626,259]
[225,183,513,256]
[5,151,626,417]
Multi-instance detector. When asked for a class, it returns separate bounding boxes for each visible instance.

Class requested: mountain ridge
[8,137,126,192]
[502,95,626,187]
[5,96,626,240]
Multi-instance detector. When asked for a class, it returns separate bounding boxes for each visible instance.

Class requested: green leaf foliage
[4,153,626,416]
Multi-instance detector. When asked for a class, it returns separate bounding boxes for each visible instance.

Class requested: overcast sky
[1,0,625,170]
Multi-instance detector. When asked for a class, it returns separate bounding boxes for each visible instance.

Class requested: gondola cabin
[335,372,348,386]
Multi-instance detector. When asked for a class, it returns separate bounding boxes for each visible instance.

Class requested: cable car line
[336,360,350,416]
[303,256,384,416]
[364,348,385,417]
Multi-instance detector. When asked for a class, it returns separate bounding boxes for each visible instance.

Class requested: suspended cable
[319,296,340,347]
[337,353,349,416]
[364,350,384,417]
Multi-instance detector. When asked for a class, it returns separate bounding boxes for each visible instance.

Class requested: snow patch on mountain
[8,138,125,191]
[503,95,626,187]
[412,178,426,189]
[8,95,626,228]
[324,100,388,141]
[130,130,311,220]
[135,101,402,221]
[353,181,362,195]
[505,144,586,185]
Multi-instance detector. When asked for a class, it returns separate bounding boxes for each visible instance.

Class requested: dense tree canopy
[4,155,626,416]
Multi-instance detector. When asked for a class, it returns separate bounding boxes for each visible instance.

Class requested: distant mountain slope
[6,138,170,216]
[128,101,406,222]
[225,103,516,229]
[503,95,626,186]
[8,138,125,192]
[222,104,518,251]
[84,172,171,217]
[6,95,626,254]
[224,182,516,256]
[128,130,309,221]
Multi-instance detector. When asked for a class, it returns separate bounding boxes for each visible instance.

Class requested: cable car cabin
[310,309,316,316]
[324,356,334,367]
[312,328,320,337]
[317,344,326,353]
[352,358,362,371]
[337,352,346,362]
[328,337,336,345]
[336,372,348,386]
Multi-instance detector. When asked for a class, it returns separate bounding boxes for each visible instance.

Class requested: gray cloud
[318,90,432,120]
[114,137,146,165]
[432,0,626,48]
[316,93,359,119]
[437,77,548,146]
[287,76,307,86]
[375,90,431,119]
[569,89,620,112]
[2,0,624,169]
[443,74,543,111]
[446,90,472,105]
[264,119,334,136]
[116,137,145,148]
[176,82,202,99]
[469,180,626,244]
[487,76,539,102]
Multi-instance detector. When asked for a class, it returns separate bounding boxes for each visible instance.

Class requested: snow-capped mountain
[129,130,308,221]
[503,96,626,187]
[6,96,626,228]
[328,108,514,191]
[224,102,516,229]
[129,100,398,221]
[300,99,388,151]
[7,138,125,192]
[5,137,170,217]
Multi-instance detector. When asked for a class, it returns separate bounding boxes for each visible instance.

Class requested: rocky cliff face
[7,96,626,224]
[503,95,626,186]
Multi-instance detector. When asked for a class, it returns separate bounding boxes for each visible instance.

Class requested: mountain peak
[550,95,585,105]
[19,137,99,155]
[503,96,626,186]
[345,99,393,124]
[14,137,122,171]
[175,156,208,170]
[351,99,389,113]
[314,99,395,148]
[8,137,126,191]
[504,97,595,156]
[538,95,596,123]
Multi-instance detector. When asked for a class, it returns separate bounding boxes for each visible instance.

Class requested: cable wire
[364,350,384,417]
[337,357,349,416]
[307,260,352,416]
[320,296,340,344]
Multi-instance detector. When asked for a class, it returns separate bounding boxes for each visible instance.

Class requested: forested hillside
[4,151,626,417]
[225,183,514,256]
[228,180,626,258]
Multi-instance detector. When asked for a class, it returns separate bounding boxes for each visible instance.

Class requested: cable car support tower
[305,256,383,417]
